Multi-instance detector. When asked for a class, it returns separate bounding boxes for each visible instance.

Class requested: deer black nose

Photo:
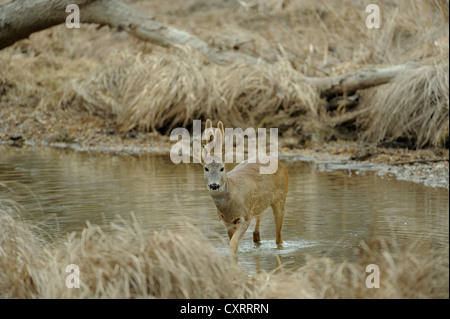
[209,183,220,190]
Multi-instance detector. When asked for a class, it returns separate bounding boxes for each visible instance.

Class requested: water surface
[0,146,448,272]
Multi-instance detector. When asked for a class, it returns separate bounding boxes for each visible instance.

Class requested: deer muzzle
[209,183,220,190]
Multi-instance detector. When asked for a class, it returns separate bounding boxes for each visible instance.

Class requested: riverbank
[1,104,448,189]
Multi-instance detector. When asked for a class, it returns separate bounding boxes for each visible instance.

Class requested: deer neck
[209,179,231,208]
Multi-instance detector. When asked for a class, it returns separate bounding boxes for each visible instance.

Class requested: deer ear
[214,127,223,147]
[213,127,223,158]
[205,119,214,144]
[217,121,224,141]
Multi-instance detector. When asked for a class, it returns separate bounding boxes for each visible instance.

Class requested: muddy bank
[1,107,447,190]
[308,157,449,190]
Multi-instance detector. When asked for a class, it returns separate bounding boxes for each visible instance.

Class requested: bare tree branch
[303,63,418,96]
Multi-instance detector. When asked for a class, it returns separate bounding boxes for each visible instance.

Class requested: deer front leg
[227,229,235,240]
[229,217,250,255]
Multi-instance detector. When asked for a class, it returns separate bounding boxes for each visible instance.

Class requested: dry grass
[1,205,448,299]
[258,237,449,299]
[0,206,249,298]
[359,60,449,148]
[45,50,322,134]
[0,0,449,147]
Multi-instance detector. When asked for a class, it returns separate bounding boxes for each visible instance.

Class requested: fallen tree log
[302,63,418,97]
[0,0,258,64]
[0,0,424,96]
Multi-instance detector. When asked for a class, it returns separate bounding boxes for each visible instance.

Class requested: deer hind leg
[271,202,284,245]
[253,215,261,243]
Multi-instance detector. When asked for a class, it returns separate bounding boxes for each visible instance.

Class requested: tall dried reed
[359,61,449,147]
[1,204,448,299]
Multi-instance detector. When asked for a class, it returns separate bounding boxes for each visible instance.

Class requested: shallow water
[0,146,448,272]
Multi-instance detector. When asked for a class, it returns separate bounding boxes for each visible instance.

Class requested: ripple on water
[214,239,317,257]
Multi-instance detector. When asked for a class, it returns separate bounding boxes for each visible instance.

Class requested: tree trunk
[0,0,258,64]
[0,0,93,50]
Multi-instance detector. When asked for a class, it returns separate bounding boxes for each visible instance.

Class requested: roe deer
[195,119,289,255]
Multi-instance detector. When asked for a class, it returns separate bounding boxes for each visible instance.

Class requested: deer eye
[204,167,209,172]
[220,167,224,172]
